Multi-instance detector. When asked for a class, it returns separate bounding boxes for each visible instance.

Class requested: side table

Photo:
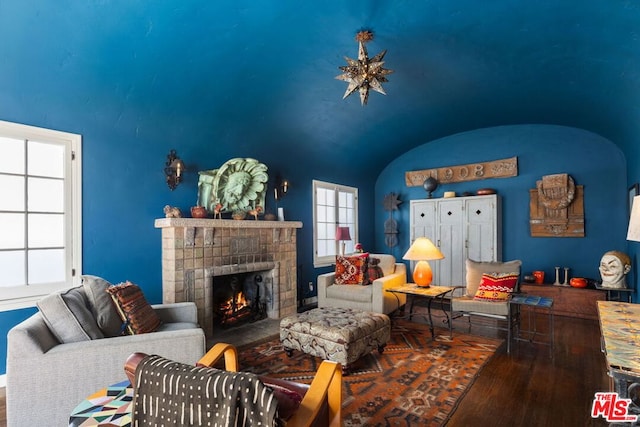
[509,294,554,357]
[386,284,453,340]
[69,380,132,426]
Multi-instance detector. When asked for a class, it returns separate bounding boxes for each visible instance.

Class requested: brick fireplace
[155,218,303,338]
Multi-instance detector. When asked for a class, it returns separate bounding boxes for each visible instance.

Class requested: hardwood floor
[0,313,610,426]
[446,311,609,427]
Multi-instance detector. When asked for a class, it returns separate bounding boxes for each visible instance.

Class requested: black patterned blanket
[132,355,277,426]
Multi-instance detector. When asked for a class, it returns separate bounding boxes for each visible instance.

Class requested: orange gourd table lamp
[402,237,444,287]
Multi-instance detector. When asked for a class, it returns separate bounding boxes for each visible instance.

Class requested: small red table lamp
[335,226,352,256]
[402,237,444,287]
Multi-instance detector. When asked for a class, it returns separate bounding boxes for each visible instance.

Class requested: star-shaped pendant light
[336,30,394,106]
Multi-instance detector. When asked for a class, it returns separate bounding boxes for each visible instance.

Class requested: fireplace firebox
[213,272,269,328]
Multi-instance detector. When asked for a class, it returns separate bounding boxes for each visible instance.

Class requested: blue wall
[375,124,628,283]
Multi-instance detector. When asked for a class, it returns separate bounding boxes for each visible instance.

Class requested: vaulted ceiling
[2,1,640,176]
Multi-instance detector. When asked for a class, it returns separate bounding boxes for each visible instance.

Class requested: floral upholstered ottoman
[280,307,390,374]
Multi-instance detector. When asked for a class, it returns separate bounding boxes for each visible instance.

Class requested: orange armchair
[125,342,342,427]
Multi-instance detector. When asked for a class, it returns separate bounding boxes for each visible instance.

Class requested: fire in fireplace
[212,272,269,328]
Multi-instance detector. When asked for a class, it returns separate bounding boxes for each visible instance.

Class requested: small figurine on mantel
[599,250,631,289]
[163,205,181,218]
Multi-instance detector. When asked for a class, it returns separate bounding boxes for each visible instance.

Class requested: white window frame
[312,180,358,267]
[0,120,82,311]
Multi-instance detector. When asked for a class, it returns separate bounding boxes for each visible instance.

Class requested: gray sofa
[6,276,206,427]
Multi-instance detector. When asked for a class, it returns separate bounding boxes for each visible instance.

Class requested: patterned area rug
[238,319,503,426]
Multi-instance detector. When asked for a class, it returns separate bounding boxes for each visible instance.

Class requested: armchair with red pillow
[317,253,407,314]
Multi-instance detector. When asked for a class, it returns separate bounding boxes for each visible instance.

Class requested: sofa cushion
[37,286,105,343]
[326,283,373,303]
[335,254,369,285]
[451,295,510,316]
[81,275,123,337]
[473,272,519,302]
[466,259,522,296]
[107,281,162,334]
[157,322,199,332]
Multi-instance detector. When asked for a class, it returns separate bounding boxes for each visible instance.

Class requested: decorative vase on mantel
[190,206,208,218]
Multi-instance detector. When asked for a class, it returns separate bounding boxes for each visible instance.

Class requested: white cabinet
[409,195,501,286]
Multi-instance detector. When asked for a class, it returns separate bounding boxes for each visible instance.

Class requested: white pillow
[465,259,522,296]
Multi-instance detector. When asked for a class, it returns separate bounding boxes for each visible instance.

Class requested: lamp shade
[403,237,444,287]
[628,195,640,242]
[402,237,444,261]
[335,226,352,241]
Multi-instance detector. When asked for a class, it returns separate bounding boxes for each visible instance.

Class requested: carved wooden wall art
[405,156,518,187]
[529,173,584,237]
[383,193,402,248]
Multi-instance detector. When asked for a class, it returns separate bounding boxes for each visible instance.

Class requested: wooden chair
[125,342,342,427]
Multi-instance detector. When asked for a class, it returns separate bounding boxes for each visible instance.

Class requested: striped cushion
[107,281,161,334]
[473,272,519,302]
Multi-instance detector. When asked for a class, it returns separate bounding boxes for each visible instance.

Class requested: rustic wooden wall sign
[529,173,584,237]
[405,156,518,187]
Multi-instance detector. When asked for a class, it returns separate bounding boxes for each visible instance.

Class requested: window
[0,120,81,311]
[312,180,358,267]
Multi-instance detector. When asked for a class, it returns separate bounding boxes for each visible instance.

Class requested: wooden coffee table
[386,284,453,340]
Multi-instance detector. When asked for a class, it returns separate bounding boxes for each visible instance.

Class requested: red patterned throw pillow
[473,272,519,302]
[335,254,369,285]
[107,281,162,334]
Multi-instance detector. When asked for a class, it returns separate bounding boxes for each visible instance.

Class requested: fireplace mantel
[155,218,302,338]
[155,218,303,229]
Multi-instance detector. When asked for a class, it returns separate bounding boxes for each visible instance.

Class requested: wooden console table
[520,284,606,320]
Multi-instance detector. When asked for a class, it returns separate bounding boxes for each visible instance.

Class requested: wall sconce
[164,149,185,191]
[274,177,290,200]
